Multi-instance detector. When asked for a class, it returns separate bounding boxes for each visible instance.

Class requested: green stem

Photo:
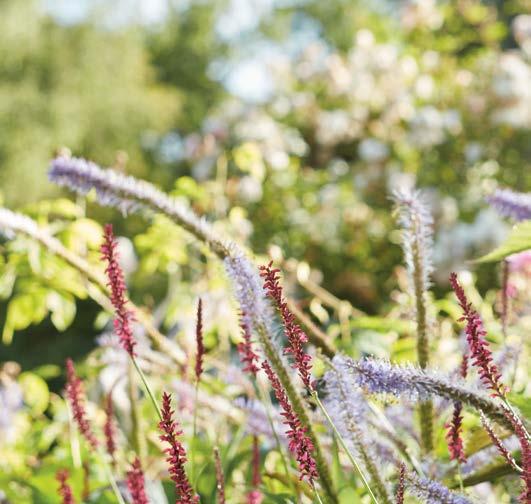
[131,356,162,421]
[98,448,126,504]
[312,392,380,504]
[128,360,146,461]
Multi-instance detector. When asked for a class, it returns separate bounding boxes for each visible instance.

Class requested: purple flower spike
[486,188,531,221]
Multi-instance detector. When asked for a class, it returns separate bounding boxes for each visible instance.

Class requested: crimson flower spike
[65,358,99,450]
[261,360,318,484]
[195,298,205,382]
[503,408,531,503]
[103,393,117,466]
[158,392,199,503]
[445,354,468,463]
[237,315,260,376]
[126,457,149,504]
[56,469,76,504]
[395,463,405,504]
[101,223,136,357]
[247,435,263,504]
[259,262,313,391]
[449,273,506,398]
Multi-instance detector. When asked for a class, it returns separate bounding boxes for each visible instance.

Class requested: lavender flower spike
[405,472,471,504]
[49,156,230,258]
[392,186,435,453]
[486,188,531,221]
[324,357,392,504]
[341,356,514,431]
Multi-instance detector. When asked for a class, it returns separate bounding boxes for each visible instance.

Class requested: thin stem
[131,356,162,421]
[128,360,146,461]
[98,448,126,504]
[457,463,464,493]
[312,391,379,504]
[313,482,325,504]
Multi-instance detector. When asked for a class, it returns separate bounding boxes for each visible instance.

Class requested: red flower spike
[158,392,199,503]
[261,360,318,484]
[503,407,531,503]
[445,401,466,463]
[56,469,75,504]
[395,463,405,504]
[259,262,313,390]
[450,273,506,398]
[195,298,205,382]
[247,435,263,504]
[103,393,117,466]
[126,457,149,504]
[101,223,136,357]
[237,316,260,376]
[65,358,99,451]
[445,354,468,463]
[214,447,226,504]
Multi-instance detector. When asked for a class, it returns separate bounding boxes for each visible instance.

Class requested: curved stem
[131,356,162,421]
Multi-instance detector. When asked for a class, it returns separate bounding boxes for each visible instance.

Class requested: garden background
[0,0,530,502]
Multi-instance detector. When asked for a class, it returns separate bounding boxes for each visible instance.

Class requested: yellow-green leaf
[476,221,531,263]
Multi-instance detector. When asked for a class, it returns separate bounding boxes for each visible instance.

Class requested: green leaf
[19,372,50,415]
[47,291,76,331]
[508,392,531,421]
[3,291,48,344]
[476,221,531,263]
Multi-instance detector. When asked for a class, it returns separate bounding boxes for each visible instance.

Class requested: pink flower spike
[101,223,136,357]
[195,298,205,382]
[247,435,263,504]
[395,463,405,504]
[126,457,149,504]
[158,392,198,503]
[237,315,260,376]
[445,401,466,463]
[259,262,313,390]
[261,360,318,484]
[65,358,99,451]
[56,469,76,504]
[103,393,117,466]
[449,273,506,398]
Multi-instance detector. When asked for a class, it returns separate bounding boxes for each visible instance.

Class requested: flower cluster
[237,316,260,375]
[486,188,531,221]
[247,435,262,504]
[65,358,99,450]
[395,463,405,504]
[479,413,519,472]
[502,407,531,503]
[213,447,226,504]
[49,156,229,258]
[405,472,471,504]
[261,360,318,483]
[126,457,149,504]
[445,402,466,463]
[339,355,512,430]
[260,262,313,390]
[56,469,75,504]
[445,354,468,463]
[103,393,117,465]
[392,187,434,301]
[195,298,205,382]
[450,273,506,397]
[158,392,198,503]
[101,224,136,357]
